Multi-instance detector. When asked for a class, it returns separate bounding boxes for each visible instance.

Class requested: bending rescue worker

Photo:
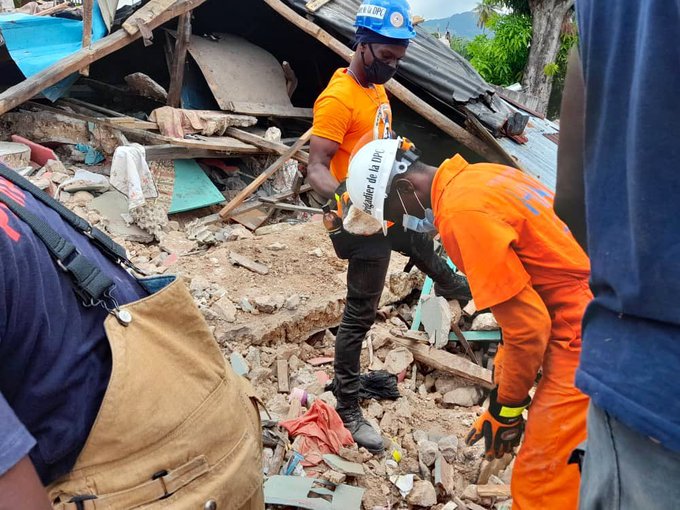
[347,139,592,510]
[0,165,263,509]
[307,0,470,453]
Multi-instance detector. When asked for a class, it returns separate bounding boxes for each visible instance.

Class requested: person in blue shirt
[555,1,680,508]
[0,173,147,507]
[0,166,264,508]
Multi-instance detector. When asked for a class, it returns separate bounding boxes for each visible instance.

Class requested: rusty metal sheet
[185,33,298,116]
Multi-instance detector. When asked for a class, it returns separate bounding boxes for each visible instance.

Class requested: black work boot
[337,404,384,454]
[433,270,472,301]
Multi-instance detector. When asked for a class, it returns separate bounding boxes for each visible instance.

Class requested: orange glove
[466,388,531,460]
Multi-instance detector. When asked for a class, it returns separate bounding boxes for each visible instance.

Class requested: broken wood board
[169,159,224,214]
[231,206,274,232]
[182,32,301,116]
[389,335,494,389]
[276,359,290,393]
[229,251,269,276]
[0,0,210,116]
[261,0,512,165]
[167,11,191,108]
[226,127,309,164]
[477,484,512,498]
[219,128,312,220]
[227,101,313,119]
[144,144,264,161]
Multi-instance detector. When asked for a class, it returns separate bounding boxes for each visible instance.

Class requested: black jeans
[330,227,451,408]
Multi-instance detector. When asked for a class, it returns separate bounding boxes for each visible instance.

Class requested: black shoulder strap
[0,189,116,307]
[0,165,129,266]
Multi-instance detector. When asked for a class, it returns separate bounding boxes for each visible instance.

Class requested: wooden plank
[277,359,290,393]
[226,127,309,165]
[219,128,313,220]
[228,101,313,119]
[261,0,508,164]
[306,0,333,12]
[144,144,263,161]
[123,0,176,35]
[35,3,70,16]
[81,0,94,77]
[0,0,210,116]
[167,11,192,108]
[268,398,302,476]
[389,334,494,389]
[477,484,512,498]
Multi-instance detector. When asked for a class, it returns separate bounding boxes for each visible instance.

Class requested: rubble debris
[276,359,290,393]
[438,435,460,464]
[477,484,512,499]
[463,300,478,317]
[435,454,456,497]
[471,313,500,331]
[322,470,347,485]
[253,294,285,313]
[462,484,481,502]
[60,169,110,194]
[267,242,287,251]
[392,473,415,498]
[309,247,324,258]
[418,440,439,468]
[443,387,485,408]
[384,347,414,375]
[406,480,438,507]
[284,294,301,311]
[229,352,250,377]
[228,251,269,275]
[149,107,257,138]
[89,190,154,243]
[322,453,365,477]
[0,141,31,170]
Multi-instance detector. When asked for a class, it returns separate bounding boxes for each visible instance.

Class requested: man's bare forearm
[0,456,51,510]
[307,163,340,200]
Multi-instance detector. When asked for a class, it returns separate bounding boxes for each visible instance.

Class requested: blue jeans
[580,403,680,509]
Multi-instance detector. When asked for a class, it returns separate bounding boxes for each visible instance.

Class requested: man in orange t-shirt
[347,139,592,510]
[307,0,470,453]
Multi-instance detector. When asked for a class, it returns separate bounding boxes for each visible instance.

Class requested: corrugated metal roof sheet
[498,115,560,190]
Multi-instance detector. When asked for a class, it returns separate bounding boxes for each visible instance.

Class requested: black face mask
[362,44,399,85]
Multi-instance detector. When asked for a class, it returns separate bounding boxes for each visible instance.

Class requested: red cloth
[280,400,354,466]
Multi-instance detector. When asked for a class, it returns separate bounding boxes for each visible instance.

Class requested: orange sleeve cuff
[312,96,351,145]
[491,284,552,405]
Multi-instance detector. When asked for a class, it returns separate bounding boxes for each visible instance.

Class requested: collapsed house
[0,1,557,508]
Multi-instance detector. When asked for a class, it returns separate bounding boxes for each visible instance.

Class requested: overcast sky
[408,0,479,19]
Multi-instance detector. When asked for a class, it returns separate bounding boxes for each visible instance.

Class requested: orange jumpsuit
[431,155,592,510]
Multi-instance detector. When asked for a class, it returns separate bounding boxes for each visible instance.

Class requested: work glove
[465,388,531,460]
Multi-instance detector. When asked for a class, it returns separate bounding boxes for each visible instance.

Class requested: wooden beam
[226,127,309,165]
[261,0,507,164]
[167,11,191,108]
[81,0,94,77]
[227,101,313,119]
[0,0,210,116]
[477,484,512,498]
[35,3,70,16]
[389,334,494,389]
[276,360,290,393]
[219,128,313,220]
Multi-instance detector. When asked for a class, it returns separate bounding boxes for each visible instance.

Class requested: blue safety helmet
[354,0,417,40]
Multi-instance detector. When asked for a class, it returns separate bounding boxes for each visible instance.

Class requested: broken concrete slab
[89,190,154,243]
[471,312,499,331]
[438,435,460,464]
[421,294,452,348]
[322,453,365,477]
[443,387,485,407]
[229,251,269,275]
[252,294,285,313]
[406,480,438,507]
[212,296,237,323]
[383,347,414,375]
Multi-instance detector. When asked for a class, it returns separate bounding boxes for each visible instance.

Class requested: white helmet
[347,138,418,235]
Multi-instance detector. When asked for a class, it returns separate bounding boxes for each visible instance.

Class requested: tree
[474,1,498,29]
[476,0,575,114]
